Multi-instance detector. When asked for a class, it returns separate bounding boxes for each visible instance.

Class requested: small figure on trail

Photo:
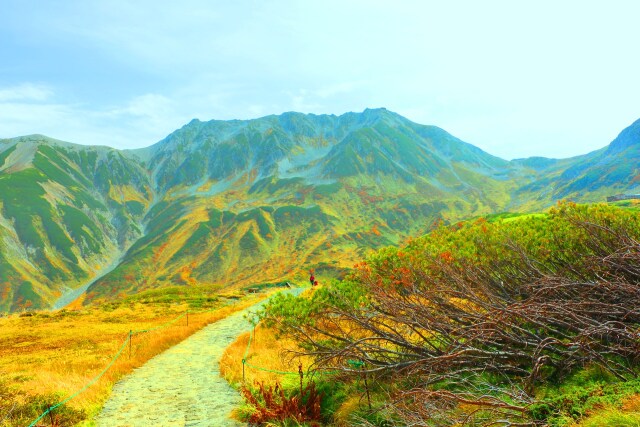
[309,271,315,287]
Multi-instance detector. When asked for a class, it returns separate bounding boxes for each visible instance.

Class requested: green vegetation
[33,147,82,188]
[532,366,640,426]
[249,177,305,194]
[0,168,48,247]
[0,145,16,167]
[101,285,223,310]
[261,203,640,426]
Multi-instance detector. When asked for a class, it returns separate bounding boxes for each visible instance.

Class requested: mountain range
[1,108,639,312]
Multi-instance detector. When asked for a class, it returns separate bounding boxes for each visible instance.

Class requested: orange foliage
[179,262,198,285]
[241,381,322,425]
[1,282,10,300]
[440,251,454,263]
[153,242,169,262]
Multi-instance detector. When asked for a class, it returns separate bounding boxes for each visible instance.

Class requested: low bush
[240,380,323,426]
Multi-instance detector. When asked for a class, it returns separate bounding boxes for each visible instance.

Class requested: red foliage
[240,380,323,425]
[439,250,454,263]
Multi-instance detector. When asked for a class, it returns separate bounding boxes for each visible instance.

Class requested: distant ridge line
[606,194,640,202]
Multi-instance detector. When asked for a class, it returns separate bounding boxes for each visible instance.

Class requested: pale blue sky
[1,0,638,159]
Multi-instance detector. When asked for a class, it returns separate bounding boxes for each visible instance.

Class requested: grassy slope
[3,113,640,312]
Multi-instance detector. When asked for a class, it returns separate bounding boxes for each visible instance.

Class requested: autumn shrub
[262,203,640,426]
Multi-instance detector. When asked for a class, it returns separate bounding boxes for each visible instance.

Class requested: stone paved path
[94,299,271,427]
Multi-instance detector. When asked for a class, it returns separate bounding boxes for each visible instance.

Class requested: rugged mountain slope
[83,109,525,303]
[0,135,152,311]
[1,111,639,312]
[512,118,640,207]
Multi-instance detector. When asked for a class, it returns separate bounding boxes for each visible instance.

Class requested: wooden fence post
[362,365,372,410]
[298,363,304,396]
[48,405,55,426]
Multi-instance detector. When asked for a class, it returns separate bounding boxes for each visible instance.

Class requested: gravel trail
[93,296,278,426]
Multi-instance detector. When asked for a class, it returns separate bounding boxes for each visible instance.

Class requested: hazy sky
[1,1,639,159]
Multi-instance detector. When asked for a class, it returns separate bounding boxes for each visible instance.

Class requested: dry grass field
[0,290,269,426]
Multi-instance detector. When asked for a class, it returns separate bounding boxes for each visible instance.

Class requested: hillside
[83,108,526,304]
[0,135,152,312]
[1,110,639,312]
[512,118,640,207]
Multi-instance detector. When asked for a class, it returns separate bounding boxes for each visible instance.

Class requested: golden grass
[107,184,150,205]
[576,409,640,427]
[220,324,313,388]
[331,394,369,427]
[623,394,640,412]
[572,394,640,427]
[0,295,265,421]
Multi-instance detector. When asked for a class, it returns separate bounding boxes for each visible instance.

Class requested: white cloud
[0,84,54,102]
[0,86,188,149]
[107,93,174,122]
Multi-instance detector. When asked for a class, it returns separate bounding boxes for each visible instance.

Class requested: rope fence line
[27,336,130,427]
[25,301,240,427]
[240,322,349,379]
[242,326,301,377]
[239,318,372,408]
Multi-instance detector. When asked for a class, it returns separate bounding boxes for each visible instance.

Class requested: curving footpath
[94,297,276,427]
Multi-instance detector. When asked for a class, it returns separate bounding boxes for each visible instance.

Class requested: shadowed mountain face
[1,109,638,312]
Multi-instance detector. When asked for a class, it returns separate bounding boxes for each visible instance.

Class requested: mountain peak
[362,107,389,115]
[605,118,640,155]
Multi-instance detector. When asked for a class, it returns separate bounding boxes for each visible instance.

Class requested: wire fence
[242,326,301,377]
[27,336,130,427]
[25,302,237,427]
[240,326,344,380]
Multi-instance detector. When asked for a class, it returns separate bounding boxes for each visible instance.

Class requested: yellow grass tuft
[220,324,312,388]
[332,394,368,427]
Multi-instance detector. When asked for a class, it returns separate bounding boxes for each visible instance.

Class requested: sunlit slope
[0,136,152,311]
[84,109,527,302]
